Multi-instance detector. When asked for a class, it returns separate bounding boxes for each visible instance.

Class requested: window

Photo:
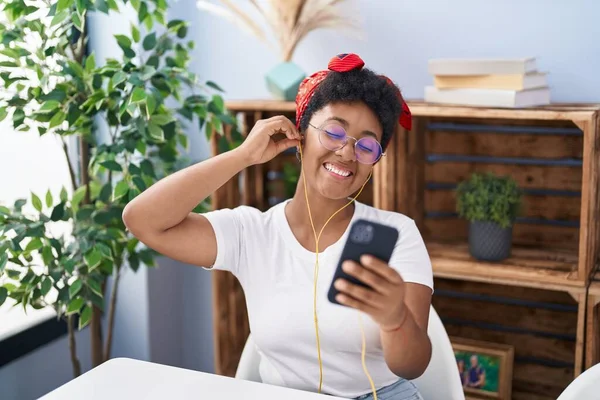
[0,120,73,342]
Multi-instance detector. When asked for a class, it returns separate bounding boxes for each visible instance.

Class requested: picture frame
[451,336,514,400]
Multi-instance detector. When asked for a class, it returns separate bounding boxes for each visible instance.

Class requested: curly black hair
[298,67,404,152]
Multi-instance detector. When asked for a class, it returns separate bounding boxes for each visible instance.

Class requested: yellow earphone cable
[297,142,378,400]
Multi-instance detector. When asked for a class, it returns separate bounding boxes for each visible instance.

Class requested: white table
[40,358,346,399]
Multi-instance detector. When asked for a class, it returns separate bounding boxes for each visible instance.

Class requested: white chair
[556,362,600,400]
[235,306,465,400]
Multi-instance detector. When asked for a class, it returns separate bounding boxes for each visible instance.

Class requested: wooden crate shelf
[378,103,599,291]
[428,241,581,292]
[210,100,600,399]
[586,280,600,369]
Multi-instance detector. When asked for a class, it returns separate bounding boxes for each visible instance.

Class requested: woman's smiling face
[301,101,383,200]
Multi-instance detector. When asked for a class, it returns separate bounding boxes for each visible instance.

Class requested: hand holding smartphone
[327,219,399,306]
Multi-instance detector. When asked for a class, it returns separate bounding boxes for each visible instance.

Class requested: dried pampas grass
[196,0,361,61]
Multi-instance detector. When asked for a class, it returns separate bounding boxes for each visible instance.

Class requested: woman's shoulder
[205,201,285,225]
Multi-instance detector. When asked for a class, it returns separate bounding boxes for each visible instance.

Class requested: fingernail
[342,261,353,271]
[361,255,371,264]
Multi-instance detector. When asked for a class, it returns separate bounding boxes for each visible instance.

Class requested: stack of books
[424,58,551,108]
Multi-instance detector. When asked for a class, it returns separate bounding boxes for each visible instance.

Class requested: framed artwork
[451,336,514,400]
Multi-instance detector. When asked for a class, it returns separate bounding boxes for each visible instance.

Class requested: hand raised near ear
[238,115,301,166]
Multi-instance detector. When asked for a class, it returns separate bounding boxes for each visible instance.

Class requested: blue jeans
[353,379,424,400]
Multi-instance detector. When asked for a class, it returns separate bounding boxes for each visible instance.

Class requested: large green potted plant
[0,0,236,377]
[456,172,522,262]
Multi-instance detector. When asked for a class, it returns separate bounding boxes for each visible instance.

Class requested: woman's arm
[122,115,300,267]
[122,148,251,267]
[379,284,432,379]
[332,256,433,379]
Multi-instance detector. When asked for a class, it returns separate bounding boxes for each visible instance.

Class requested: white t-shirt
[203,199,433,398]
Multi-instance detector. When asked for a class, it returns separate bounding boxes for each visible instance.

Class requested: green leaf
[45,189,53,207]
[142,32,156,50]
[132,176,146,192]
[95,0,109,13]
[57,0,73,12]
[107,0,119,11]
[63,258,76,274]
[41,277,53,296]
[111,71,127,87]
[79,305,92,329]
[177,25,188,39]
[26,238,43,252]
[42,246,54,265]
[140,66,156,81]
[211,95,225,113]
[87,278,103,296]
[40,100,60,113]
[138,2,149,23]
[0,253,8,272]
[67,297,84,314]
[140,160,155,178]
[112,181,129,201]
[131,23,140,42]
[49,111,67,128]
[85,53,96,72]
[100,160,122,172]
[84,248,103,271]
[0,206,10,215]
[136,141,147,155]
[51,10,69,26]
[99,182,112,203]
[148,123,164,141]
[31,192,43,212]
[0,287,7,307]
[60,187,69,202]
[0,108,8,122]
[128,253,140,271]
[69,278,83,298]
[13,109,25,129]
[139,248,156,266]
[145,94,157,117]
[96,243,113,260]
[72,12,83,31]
[114,34,132,48]
[131,87,147,103]
[71,186,87,211]
[50,202,66,221]
[178,134,189,150]
[131,0,140,10]
[151,114,174,126]
[206,81,224,92]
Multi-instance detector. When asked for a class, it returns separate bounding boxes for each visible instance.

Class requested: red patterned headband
[295,53,412,131]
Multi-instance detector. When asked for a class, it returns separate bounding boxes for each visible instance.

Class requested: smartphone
[327,218,399,306]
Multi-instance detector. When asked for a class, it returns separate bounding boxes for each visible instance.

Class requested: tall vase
[265,61,306,101]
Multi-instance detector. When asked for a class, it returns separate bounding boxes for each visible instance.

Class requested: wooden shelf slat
[225,100,599,122]
[427,241,585,291]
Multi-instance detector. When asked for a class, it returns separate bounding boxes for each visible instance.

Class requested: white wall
[183,0,600,103]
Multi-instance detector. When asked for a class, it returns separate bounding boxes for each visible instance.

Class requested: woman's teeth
[324,163,351,177]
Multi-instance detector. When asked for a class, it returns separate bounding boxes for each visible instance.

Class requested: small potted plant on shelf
[456,172,522,262]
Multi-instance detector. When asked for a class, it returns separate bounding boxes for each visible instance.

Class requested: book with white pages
[424,86,551,108]
[428,58,537,76]
[433,72,548,91]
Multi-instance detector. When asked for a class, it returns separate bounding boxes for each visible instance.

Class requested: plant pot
[468,221,513,262]
[264,61,306,101]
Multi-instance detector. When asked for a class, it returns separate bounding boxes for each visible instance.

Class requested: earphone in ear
[296,142,379,400]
